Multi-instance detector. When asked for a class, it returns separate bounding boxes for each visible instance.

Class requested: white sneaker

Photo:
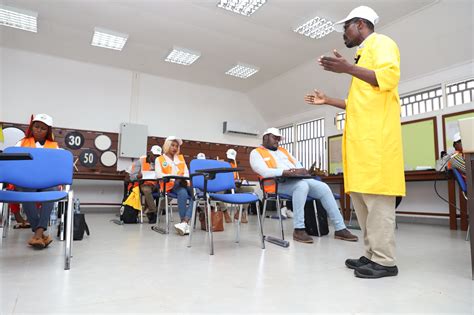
[280,207,288,219]
[174,222,186,236]
[184,223,190,235]
[286,209,294,218]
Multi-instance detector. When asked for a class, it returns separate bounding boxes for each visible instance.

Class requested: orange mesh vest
[229,160,240,180]
[21,137,58,149]
[255,146,296,194]
[157,154,187,192]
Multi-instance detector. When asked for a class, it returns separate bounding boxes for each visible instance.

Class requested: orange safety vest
[133,156,156,186]
[255,146,297,194]
[21,137,58,149]
[157,154,187,192]
[229,160,240,180]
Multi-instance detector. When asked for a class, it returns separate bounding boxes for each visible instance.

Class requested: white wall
[1,47,265,203]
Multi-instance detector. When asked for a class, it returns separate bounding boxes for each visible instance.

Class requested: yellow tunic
[342,33,406,196]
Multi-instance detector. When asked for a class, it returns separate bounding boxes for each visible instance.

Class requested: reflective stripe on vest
[21,137,58,149]
[157,154,187,192]
[255,146,296,194]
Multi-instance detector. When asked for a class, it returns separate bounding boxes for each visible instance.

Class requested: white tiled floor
[1,213,473,314]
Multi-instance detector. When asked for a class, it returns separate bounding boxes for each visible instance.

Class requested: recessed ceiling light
[165,47,201,66]
[0,5,37,33]
[217,0,266,17]
[226,64,259,79]
[294,16,335,39]
[91,27,128,51]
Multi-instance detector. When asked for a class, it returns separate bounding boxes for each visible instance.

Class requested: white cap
[197,153,206,159]
[150,145,162,155]
[263,127,284,139]
[165,136,183,146]
[334,6,379,32]
[453,132,462,142]
[32,113,53,127]
[226,148,237,160]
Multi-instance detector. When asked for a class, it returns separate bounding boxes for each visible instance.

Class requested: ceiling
[1,0,438,92]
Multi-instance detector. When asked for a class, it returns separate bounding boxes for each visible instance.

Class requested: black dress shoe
[345,256,372,270]
[354,262,398,279]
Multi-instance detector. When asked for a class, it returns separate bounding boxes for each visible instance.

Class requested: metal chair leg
[165,194,170,234]
[235,205,243,243]
[255,202,265,249]
[64,191,74,270]
[467,224,470,242]
[276,196,284,240]
[262,198,267,226]
[312,200,321,236]
[206,197,214,255]
[59,201,66,241]
[1,202,9,239]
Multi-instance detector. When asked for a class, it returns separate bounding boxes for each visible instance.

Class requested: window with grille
[335,112,346,130]
[296,118,325,170]
[278,125,294,156]
[446,78,474,107]
[400,85,443,118]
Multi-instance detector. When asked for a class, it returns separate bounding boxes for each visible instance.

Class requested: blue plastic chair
[0,147,74,270]
[452,168,469,241]
[188,159,264,255]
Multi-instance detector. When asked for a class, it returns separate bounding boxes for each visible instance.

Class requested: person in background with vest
[15,113,59,249]
[129,145,162,223]
[156,136,193,236]
[447,133,466,178]
[305,6,404,278]
[220,148,253,224]
[250,128,358,244]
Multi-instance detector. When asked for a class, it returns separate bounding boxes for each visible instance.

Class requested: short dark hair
[348,17,374,31]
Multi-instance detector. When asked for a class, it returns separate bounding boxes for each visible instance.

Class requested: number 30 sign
[65,132,84,150]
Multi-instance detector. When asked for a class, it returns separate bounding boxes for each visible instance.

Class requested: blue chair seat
[209,193,259,204]
[333,193,341,199]
[0,190,68,203]
[267,193,318,202]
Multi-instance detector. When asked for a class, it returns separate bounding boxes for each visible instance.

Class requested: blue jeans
[17,186,58,232]
[278,179,346,231]
[170,183,193,221]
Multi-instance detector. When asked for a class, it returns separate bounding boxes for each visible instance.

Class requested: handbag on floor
[304,200,329,237]
[199,207,224,232]
[73,213,90,241]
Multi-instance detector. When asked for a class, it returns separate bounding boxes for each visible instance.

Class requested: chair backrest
[452,168,467,193]
[1,147,73,189]
[190,159,235,193]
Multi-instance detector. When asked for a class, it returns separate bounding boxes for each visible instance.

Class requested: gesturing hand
[318,49,353,74]
[304,89,328,106]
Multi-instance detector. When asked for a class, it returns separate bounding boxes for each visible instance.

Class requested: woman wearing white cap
[15,114,59,249]
[156,136,193,235]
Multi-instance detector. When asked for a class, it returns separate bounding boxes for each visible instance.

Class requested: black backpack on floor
[120,205,138,224]
[304,199,329,237]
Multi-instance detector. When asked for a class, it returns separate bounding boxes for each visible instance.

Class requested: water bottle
[50,203,58,226]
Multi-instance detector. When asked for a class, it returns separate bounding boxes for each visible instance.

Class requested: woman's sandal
[13,222,31,229]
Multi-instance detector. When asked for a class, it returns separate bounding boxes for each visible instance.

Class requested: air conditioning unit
[223,121,259,137]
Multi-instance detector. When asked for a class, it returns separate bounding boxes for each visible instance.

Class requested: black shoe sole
[354,269,398,279]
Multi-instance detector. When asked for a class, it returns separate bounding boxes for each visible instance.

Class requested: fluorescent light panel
[165,47,201,66]
[226,64,259,79]
[0,5,37,33]
[91,27,128,51]
[217,0,266,17]
[294,16,335,39]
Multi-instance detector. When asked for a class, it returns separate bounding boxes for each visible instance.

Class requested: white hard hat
[263,127,284,139]
[334,6,379,32]
[226,149,237,160]
[32,113,53,127]
[453,132,462,142]
[165,136,183,146]
[151,145,162,155]
[197,153,206,159]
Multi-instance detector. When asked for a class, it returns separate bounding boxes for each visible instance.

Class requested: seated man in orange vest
[250,128,358,244]
[129,145,162,223]
[447,132,466,178]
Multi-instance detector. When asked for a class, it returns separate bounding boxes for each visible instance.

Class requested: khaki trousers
[140,184,157,213]
[350,192,396,266]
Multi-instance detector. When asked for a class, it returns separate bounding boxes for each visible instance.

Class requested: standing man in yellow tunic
[305,6,405,279]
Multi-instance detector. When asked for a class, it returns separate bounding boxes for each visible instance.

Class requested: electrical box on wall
[118,123,148,158]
